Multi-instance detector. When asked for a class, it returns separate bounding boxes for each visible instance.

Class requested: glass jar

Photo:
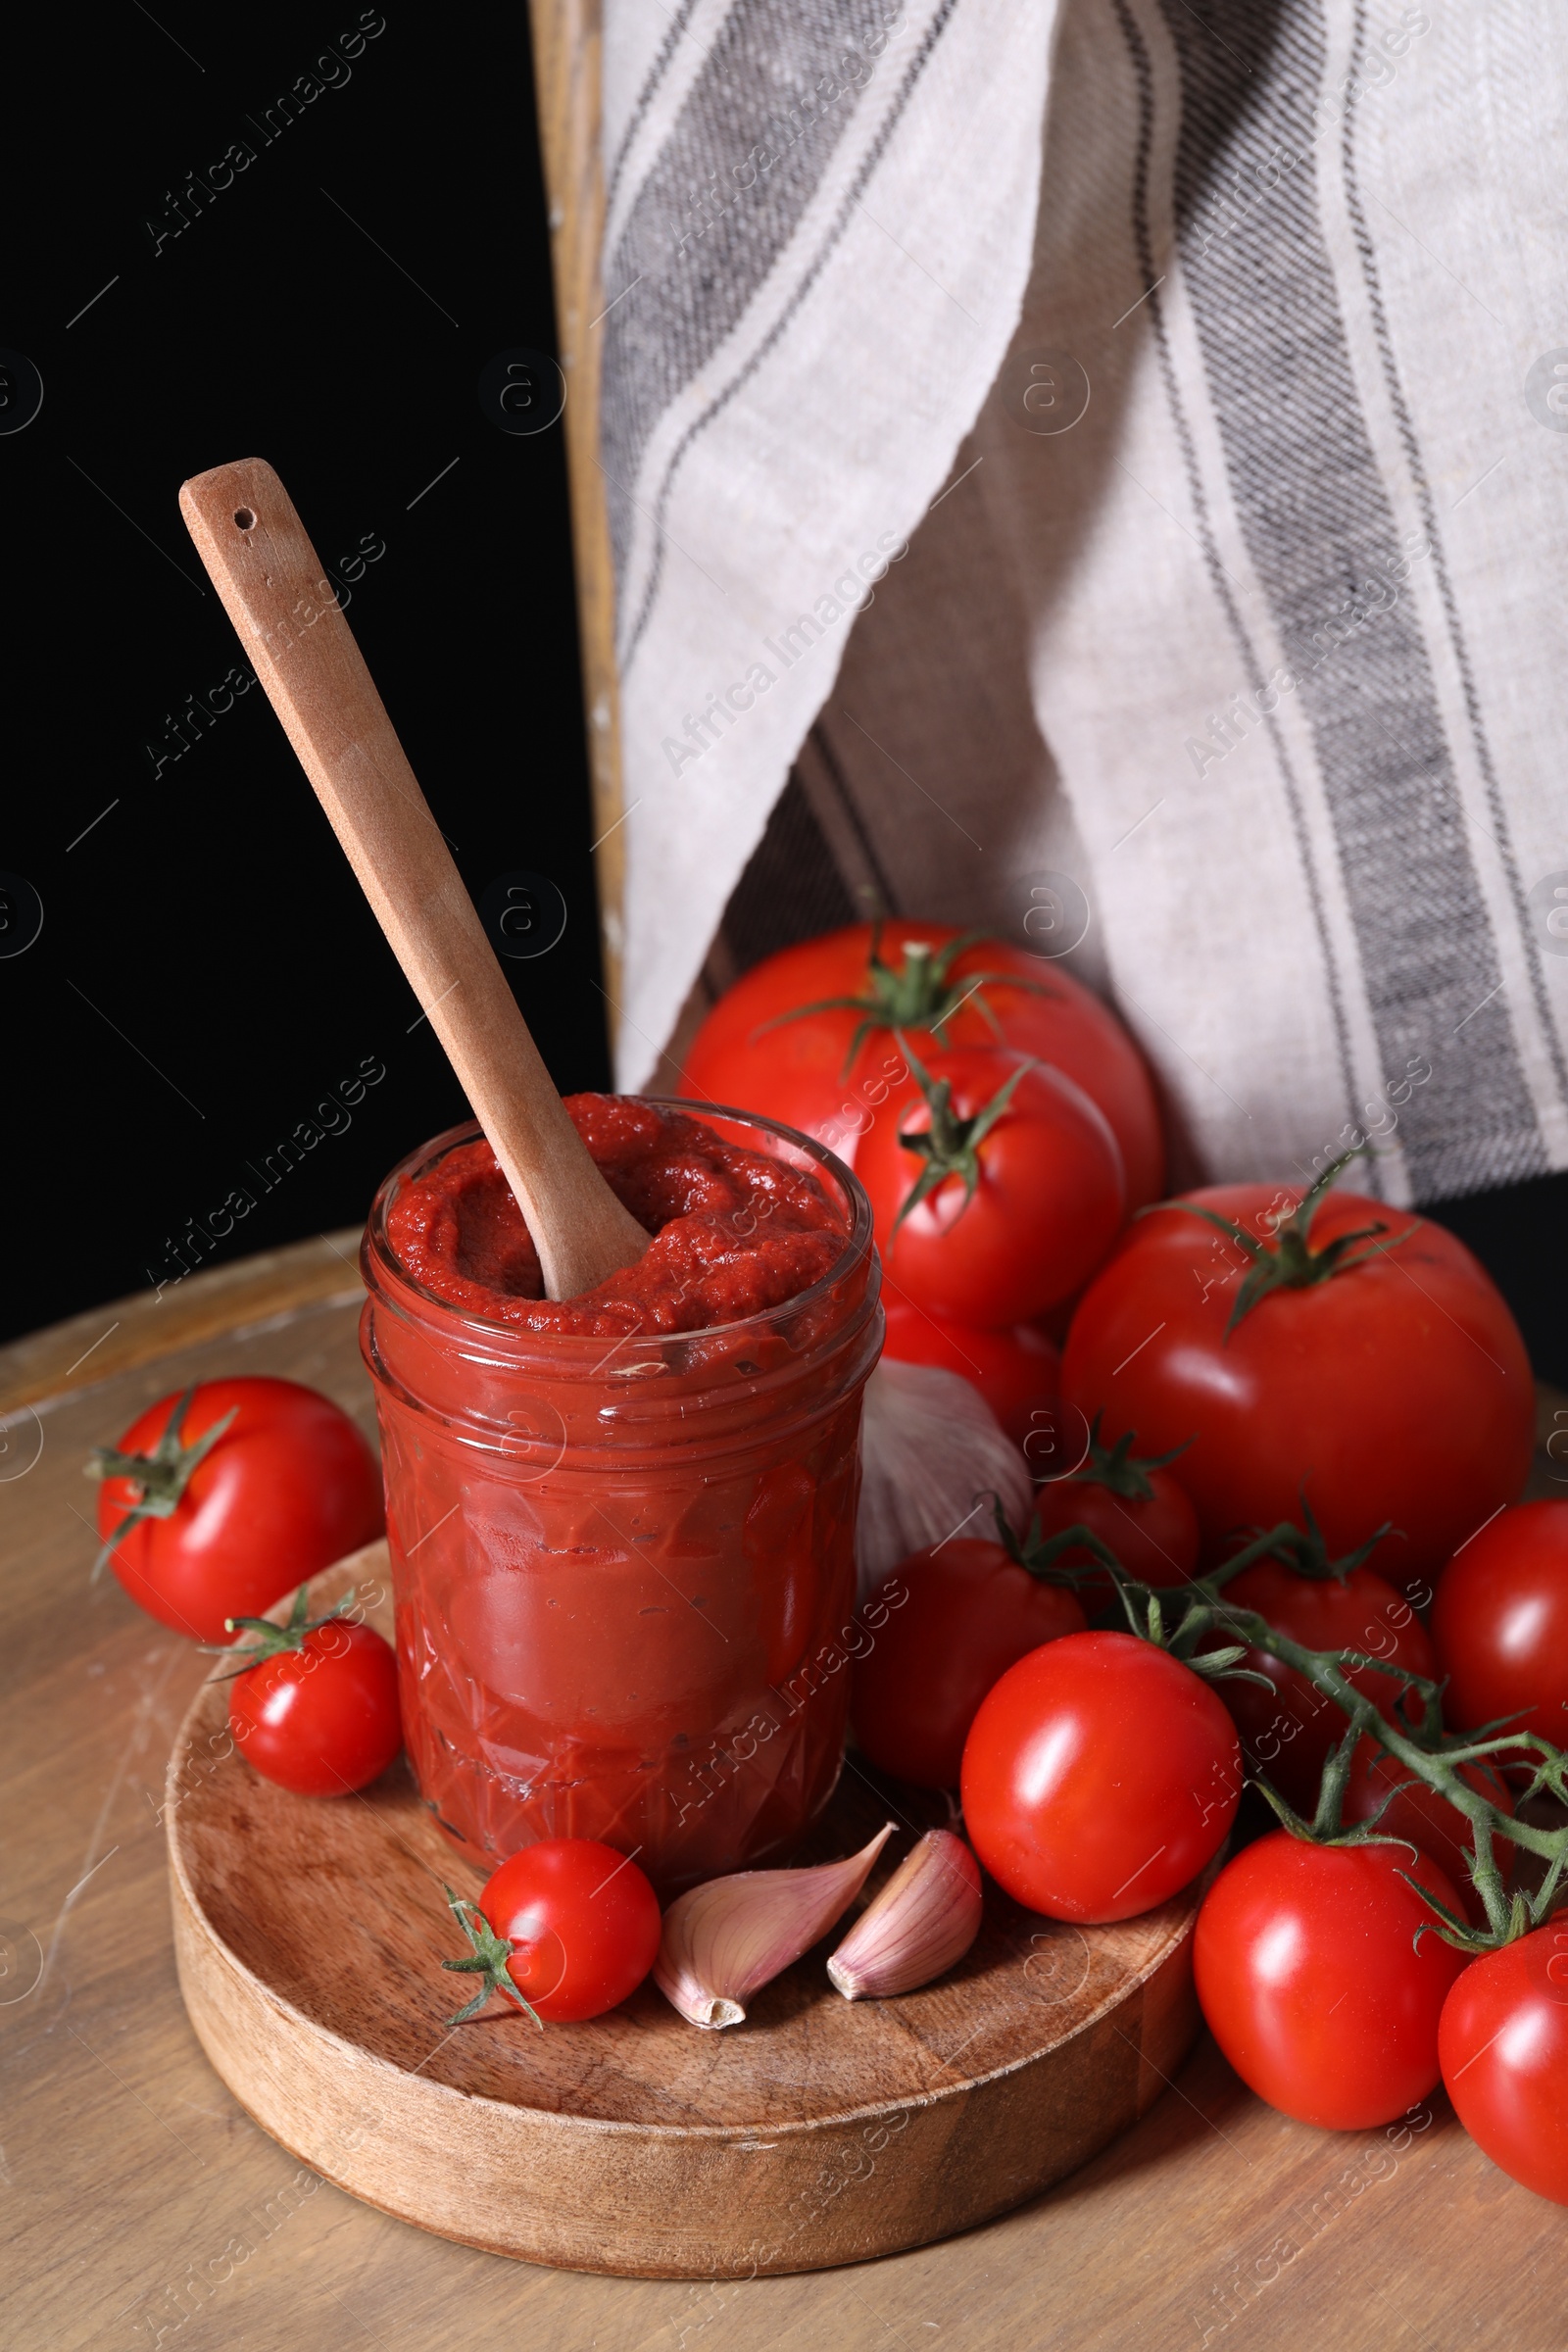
[360,1106,880,1892]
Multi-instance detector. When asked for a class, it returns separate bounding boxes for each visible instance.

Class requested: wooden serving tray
[167,1542,1204,2278]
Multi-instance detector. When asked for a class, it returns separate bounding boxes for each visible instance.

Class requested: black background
[2,0,1561,1376]
[2,2,607,1345]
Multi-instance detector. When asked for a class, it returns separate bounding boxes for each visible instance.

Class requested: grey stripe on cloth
[601,0,894,580]
[1110,0,1363,1174]
[1155,0,1546,1200]
[617,0,961,669]
[604,0,705,228]
[1341,0,1568,1124]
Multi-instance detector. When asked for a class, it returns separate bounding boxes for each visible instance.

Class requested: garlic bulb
[828,1830,982,2000]
[857,1358,1032,1601]
[655,1825,894,2029]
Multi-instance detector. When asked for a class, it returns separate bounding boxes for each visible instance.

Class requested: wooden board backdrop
[4,1233,1568,2348]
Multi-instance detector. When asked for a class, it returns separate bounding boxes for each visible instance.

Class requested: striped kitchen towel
[600,0,1568,1204]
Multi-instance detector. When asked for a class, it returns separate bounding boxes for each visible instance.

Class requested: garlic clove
[655,1825,894,2029]
[827,1829,982,2000]
[856,1360,1031,1602]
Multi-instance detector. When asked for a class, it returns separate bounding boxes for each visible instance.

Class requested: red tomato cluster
[682,921,1165,1455]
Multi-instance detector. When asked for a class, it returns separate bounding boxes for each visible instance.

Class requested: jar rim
[361,1098,876,1369]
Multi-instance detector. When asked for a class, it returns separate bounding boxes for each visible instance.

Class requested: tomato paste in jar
[361,1100,880,1892]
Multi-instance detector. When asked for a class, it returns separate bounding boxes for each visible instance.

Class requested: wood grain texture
[7,1250,1568,2346]
[526,0,626,1021]
[177,458,646,1299]
[168,1545,1202,2278]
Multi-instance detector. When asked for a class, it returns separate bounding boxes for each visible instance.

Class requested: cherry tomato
[680,920,1164,1206]
[1441,1922,1568,2202]
[960,1632,1241,1922]
[880,1293,1059,1453]
[1431,1501,1568,1755]
[1341,1740,1514,1929]
[1195,1832,1468,2129]
[229,1595,402,1796]
[1031,1421,1200,1599]
[92,1377,384,1642]
[852,1540,1086,1789]
[858,1047,1125,1326]
[1210,1560,1434,1814]
[476,1838,662,2024]
[1061,1181,1532,1591]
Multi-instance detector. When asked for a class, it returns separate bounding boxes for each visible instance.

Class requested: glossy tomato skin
[858,1048,1125,1326]
[99,1377,384,1642]
[1342,1740,1513,1929]
[960,1632,1240,1922]
[1032,1462,1200,1596]
[1431,1502,1568,1750]
[1196,1833,1467,2129]
[479,1838,662,2023]
[230,1621,402,1796]
[880,1294,1059,1453]
[851,1541,1086,1788]
[1212,1563,1434,1815]
[680,920,1164,1206]
[1061,1186,1533,1591]
[1441,1924,1568,2202]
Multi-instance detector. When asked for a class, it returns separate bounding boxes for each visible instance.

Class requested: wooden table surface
[5,1235,1567,2352]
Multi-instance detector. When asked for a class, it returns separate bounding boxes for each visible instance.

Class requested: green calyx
[889,1045,1034,1236]
[760,926,1054,1080]
[208,1583,360,1672]
[1146,1146,1412,1336]
[1205,1494,1396,1589]
[440,1886,543,2029]
[85,1386,237,1581]
[1069,1411,1193,1503]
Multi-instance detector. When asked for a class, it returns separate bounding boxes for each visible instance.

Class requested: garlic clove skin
[827,1829,983,2000]
[856,1360,1031,1603]
[655,1825,894,2029]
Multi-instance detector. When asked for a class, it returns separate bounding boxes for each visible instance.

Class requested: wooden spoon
[178,457,648,1301]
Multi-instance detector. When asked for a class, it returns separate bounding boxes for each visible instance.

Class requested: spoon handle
[179,456,647,1301]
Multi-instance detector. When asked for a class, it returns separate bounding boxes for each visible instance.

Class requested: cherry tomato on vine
[1031,1419,1200,1600]
[1440,1923,1568,2202]
[1209,1558,1434,1815]
[1061,1174,1532,1591]
[91,1377,384,1642]
[1195,1832,1468,2129]
[1431,1501,1568,1754]
[227,1589,402,1796]
[679,920,1165,1206]
[443,1838,662,2026]
[858,1047,1125,1326]
[852,1540,1086,1789]
[880,1293,1059,1453]
[1342,1740,1514,1929]
[960,1632,1241,1922]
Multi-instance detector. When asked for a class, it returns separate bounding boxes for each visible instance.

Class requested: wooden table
[5,1237,1566,2351]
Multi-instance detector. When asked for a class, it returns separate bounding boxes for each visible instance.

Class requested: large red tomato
[1441,1923,1568,2202]
[1061,1181,1533,1590]
[858,1047,1125,1325]
[1431,1502,1568,1751]
[960,1631,1240,1922]
[1195,1833,1468,2129]
[851,1539,1086,1789]
[92,1378,384,1642]
[1211,1559,1434,1814]
[880,1293,1058,1453]
[680,920,1164,1205]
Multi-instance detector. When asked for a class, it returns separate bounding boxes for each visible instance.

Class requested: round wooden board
[168,1544,1205,2279]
